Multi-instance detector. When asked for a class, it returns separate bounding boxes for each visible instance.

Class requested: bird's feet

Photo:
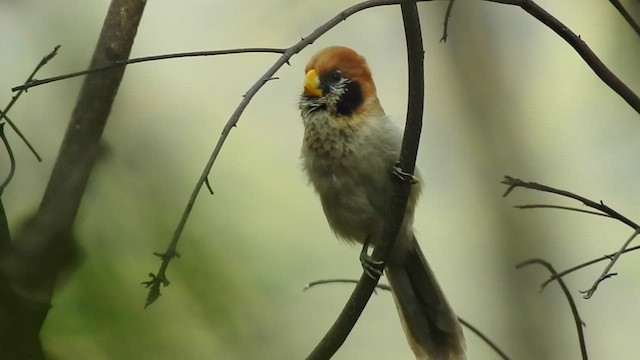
[360,239,385,279]
[392,163,419,184]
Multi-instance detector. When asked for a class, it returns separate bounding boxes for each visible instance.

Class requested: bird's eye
[328,70,342,83]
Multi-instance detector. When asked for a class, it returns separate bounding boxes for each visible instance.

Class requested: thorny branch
[503,176,640,298]
[516,259,588,360]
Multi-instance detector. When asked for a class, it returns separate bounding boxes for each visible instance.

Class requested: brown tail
[386,236,466,360]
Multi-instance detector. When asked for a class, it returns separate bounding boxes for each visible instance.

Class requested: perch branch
[306,1,424,358]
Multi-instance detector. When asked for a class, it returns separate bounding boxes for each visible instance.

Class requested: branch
[440,0,456,42]
[515,204,612,218]
[516,259,588,360]
[12,48,287,92]
[502,176,639,230]
[306,2,424,358]
[0,1,146,358]
[497,0,640,115]
[579,229,639,299]
[503,176,640,298]
[541,244,640,289]
[0,46,60,162]
[609,0,640,38]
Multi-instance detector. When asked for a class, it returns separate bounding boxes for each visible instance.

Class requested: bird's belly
[307,162,384,244]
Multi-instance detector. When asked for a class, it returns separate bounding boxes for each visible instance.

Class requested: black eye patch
[335,81,363,116]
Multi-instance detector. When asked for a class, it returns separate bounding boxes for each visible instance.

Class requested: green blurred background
[1,1,639,359]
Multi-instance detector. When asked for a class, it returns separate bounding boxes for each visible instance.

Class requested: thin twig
[305,278,512,360]
[0,124,16,193]
[517,259,588,360]
[304,278,391,292]
[440,0,456,42]
[514,204,612,218]
[541,245,640,289]
[0,46,60,162]
[609,0,640,38]
[579,229,640,299]
[502,176,639,230]
[12,48,287,92]
[457,318,512,360]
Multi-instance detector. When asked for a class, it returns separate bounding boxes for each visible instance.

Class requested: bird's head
[299,46,383,118]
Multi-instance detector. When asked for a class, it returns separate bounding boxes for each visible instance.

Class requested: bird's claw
[360,241,385,279]
[392,164,419,184]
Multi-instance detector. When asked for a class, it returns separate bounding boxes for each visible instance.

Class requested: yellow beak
[304,69,323,97]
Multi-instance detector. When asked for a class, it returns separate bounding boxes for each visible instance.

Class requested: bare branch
[502,176,639,230]
[608,0,640,38]
[541,245,640,289]
[456,318,512,360]
[514,204,612,218]
[517,259,588,360]
[440,0,456,42]
[580,229,640,299]
[304,278,391,292]
[12,48,287,92]
[498,0,640,115]
[0,45,60,162]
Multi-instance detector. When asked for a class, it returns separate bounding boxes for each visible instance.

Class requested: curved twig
[517,259,588,360]
[305,278,512,360]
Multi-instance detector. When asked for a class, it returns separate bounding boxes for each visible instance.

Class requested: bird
[298,46,466,360]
